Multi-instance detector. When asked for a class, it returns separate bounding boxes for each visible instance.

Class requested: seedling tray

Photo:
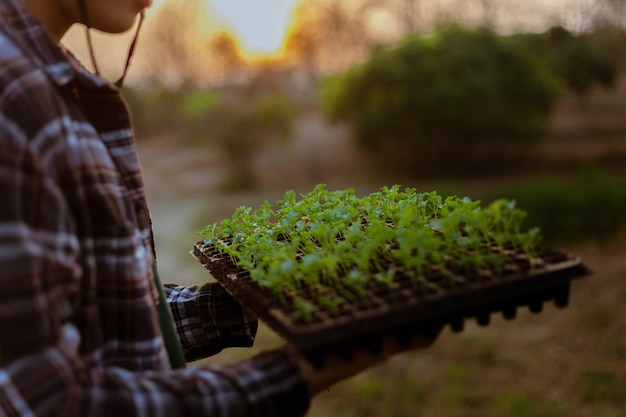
[192,240,590,367]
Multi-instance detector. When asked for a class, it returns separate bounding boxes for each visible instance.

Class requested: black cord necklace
[75,0,145,88]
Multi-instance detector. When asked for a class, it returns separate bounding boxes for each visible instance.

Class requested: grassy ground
[139,81,626,417]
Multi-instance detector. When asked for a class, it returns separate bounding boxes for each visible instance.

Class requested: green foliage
[489,391,567,417]
[320,24,562,171]
[179,90,221,120]
[489,172,626,243]
[436,362,486,411]
[581,367,626,406]
[187,91,295,190]
[549,32,616,97]
[511,26,621,100]
[252,93,296,142]
[349,374,426,416]
[453,334,499,365]
[121,84,295,182]
[200,184,541,320]
[585,25,626,72]
[122,85,189,139]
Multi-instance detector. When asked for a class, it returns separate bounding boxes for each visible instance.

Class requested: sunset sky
[62,0,302,81]
[149,0,300,56]
[209,0,298,54]
[60,0,573,83]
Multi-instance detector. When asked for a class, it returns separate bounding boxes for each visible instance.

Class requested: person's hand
[290,325,443,396]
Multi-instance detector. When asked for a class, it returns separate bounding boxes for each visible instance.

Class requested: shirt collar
[0,0,107,89]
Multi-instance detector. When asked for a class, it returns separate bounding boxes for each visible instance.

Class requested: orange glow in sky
[210,0,298,56]
[149,0,300,57]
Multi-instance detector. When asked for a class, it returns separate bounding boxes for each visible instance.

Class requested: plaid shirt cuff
[214,348,312,417]
[164,283,258,362]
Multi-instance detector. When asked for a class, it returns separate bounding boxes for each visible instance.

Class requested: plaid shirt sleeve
[163,283,259,362]
[0,1,311,415]
[0,105,309,416]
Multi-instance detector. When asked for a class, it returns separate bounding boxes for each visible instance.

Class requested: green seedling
[199,184,542,322]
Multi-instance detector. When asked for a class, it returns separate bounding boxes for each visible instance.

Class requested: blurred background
[65,0,626,415]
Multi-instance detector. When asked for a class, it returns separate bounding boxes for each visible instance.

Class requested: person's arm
[2,326,310,416]
[163,283,258,362]
[0,120,310,417]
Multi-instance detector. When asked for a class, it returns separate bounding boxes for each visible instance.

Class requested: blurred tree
[284,0,574,75]
[209,31,246,80]
[141,0,208,85]
[283,23,320,77]
[489,171,626,243]
[184,89,295,190]
[124,85,190,138]
[211,95,294,190]
[397,0,422,33]
[510,26,622,104]
[564,0,626,32]
[544,27,618,103]
[477,0,504,27]
[284,0,383,73]
[584,23,626,73]
[320,24,562,175]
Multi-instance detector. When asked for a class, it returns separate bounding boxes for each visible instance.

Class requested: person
[0,0,440,415]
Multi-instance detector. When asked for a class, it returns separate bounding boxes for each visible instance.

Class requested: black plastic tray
[192,241,590,367]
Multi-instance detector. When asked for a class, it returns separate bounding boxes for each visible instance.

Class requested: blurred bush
[487,171,626,244]
[510,26,623,103]
[320,24,563,175]
[185,90,295,190]
[123,85,191,139]
[178,90,221,120]
[123,76,296,190]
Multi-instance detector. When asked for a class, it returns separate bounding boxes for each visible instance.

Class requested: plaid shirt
[0,1,309,416]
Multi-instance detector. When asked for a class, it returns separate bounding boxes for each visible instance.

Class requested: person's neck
[20,0,72,42]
